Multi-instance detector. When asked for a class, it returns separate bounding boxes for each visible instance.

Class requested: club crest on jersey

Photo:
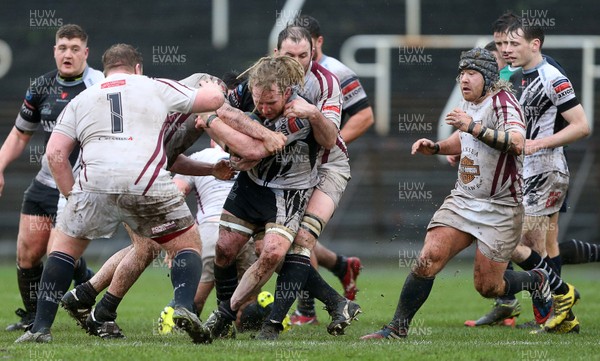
[545,191,562,208]
[552,78,573,99]
[458,156,480,184]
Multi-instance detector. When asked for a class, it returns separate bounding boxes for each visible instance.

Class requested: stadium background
[0,0,598,264]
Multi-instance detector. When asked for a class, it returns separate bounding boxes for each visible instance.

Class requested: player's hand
[283,97,316,120]
[195,114,211,129]
[262,131,286,154]
[445,108,472,132]
[212,159,236,180]
[446,154,460,166]
[229,155,259,171]
[411,138,438,155]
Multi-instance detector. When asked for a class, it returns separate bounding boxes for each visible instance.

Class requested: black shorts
[21,179,59,218]
[222,172,312,242]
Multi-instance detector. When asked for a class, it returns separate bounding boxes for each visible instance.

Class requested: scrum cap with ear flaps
[458,47,499,95]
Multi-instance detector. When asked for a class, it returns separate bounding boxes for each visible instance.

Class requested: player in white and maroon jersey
[362,48,554,340]
[57,72,239,341]
[503,20,590,332]
[462,12,582,330]
[16,44,225,344]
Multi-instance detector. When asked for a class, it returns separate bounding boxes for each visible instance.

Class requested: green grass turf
[0,260,598,361]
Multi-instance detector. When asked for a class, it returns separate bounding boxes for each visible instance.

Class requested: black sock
[32,251,75,332]
[550,256,562,276]
[75,281,99,307]
[297,296,316,317]
[331,255,346,278]
[214,262,238,303]
[559,239,599,264]
[17,263,43,314]
[496,262,516,302]
[544,256,560,276]
[516,250,567,294]
[72,257,92,286]
[304,266,344,311]
[171,250,202,311]
[269,254,311,323]
[391,272,434,332]
[503,270,544,296]
[218,299,237,321]
[94,292,122,322]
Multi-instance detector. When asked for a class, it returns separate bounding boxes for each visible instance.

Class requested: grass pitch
[1,260,598,361]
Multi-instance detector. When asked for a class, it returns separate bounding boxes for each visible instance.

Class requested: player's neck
[522,54,544,71]
[58,69,85,83]
[314,52,323,63]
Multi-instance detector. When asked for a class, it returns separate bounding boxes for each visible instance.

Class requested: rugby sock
[496,262,516,303]
[304,266,345,311]
[75,281,98,307]
[214,262,238,303]
[559,239,599,264]
[502,270,542,295]
[31,252,75,332]
[331,255,347,278]
[516,250,568,295]
[550,256,562,276]
[72,257,92,286]
[268,254,311,323]
[94,292,122,322]
[217,299,237,321]
[17,263,43,314]
[544,256,560,278]
[391,272,434,332]
[296,296,317,317]
[171,250,202,312]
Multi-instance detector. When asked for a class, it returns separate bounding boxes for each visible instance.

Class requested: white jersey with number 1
[53,73,198,196]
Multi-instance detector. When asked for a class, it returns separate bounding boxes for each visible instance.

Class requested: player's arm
[284,96,337,149]
[0,126,34,197]
[445,108,524,156]
[524,104,590,155]
[197,114,274,160]
[340,106,374,144]
[190,81,226,114]
[46,132,76,198]
[228,155,260,171]
[172,176,193,196]
[215,103,286,153]
[169,154,234,180]
[412,130,461,156]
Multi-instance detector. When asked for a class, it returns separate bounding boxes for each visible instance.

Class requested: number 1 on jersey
[107,92,123,133]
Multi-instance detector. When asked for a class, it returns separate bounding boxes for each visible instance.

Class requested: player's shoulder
[492,88,518,102]
[178,73,221,88]
[83,67,105,86]
[542,55,567,76]
[538,60,567,82]
[320,55,356,79]
[310,61,339,83]
[150,76,195,93]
